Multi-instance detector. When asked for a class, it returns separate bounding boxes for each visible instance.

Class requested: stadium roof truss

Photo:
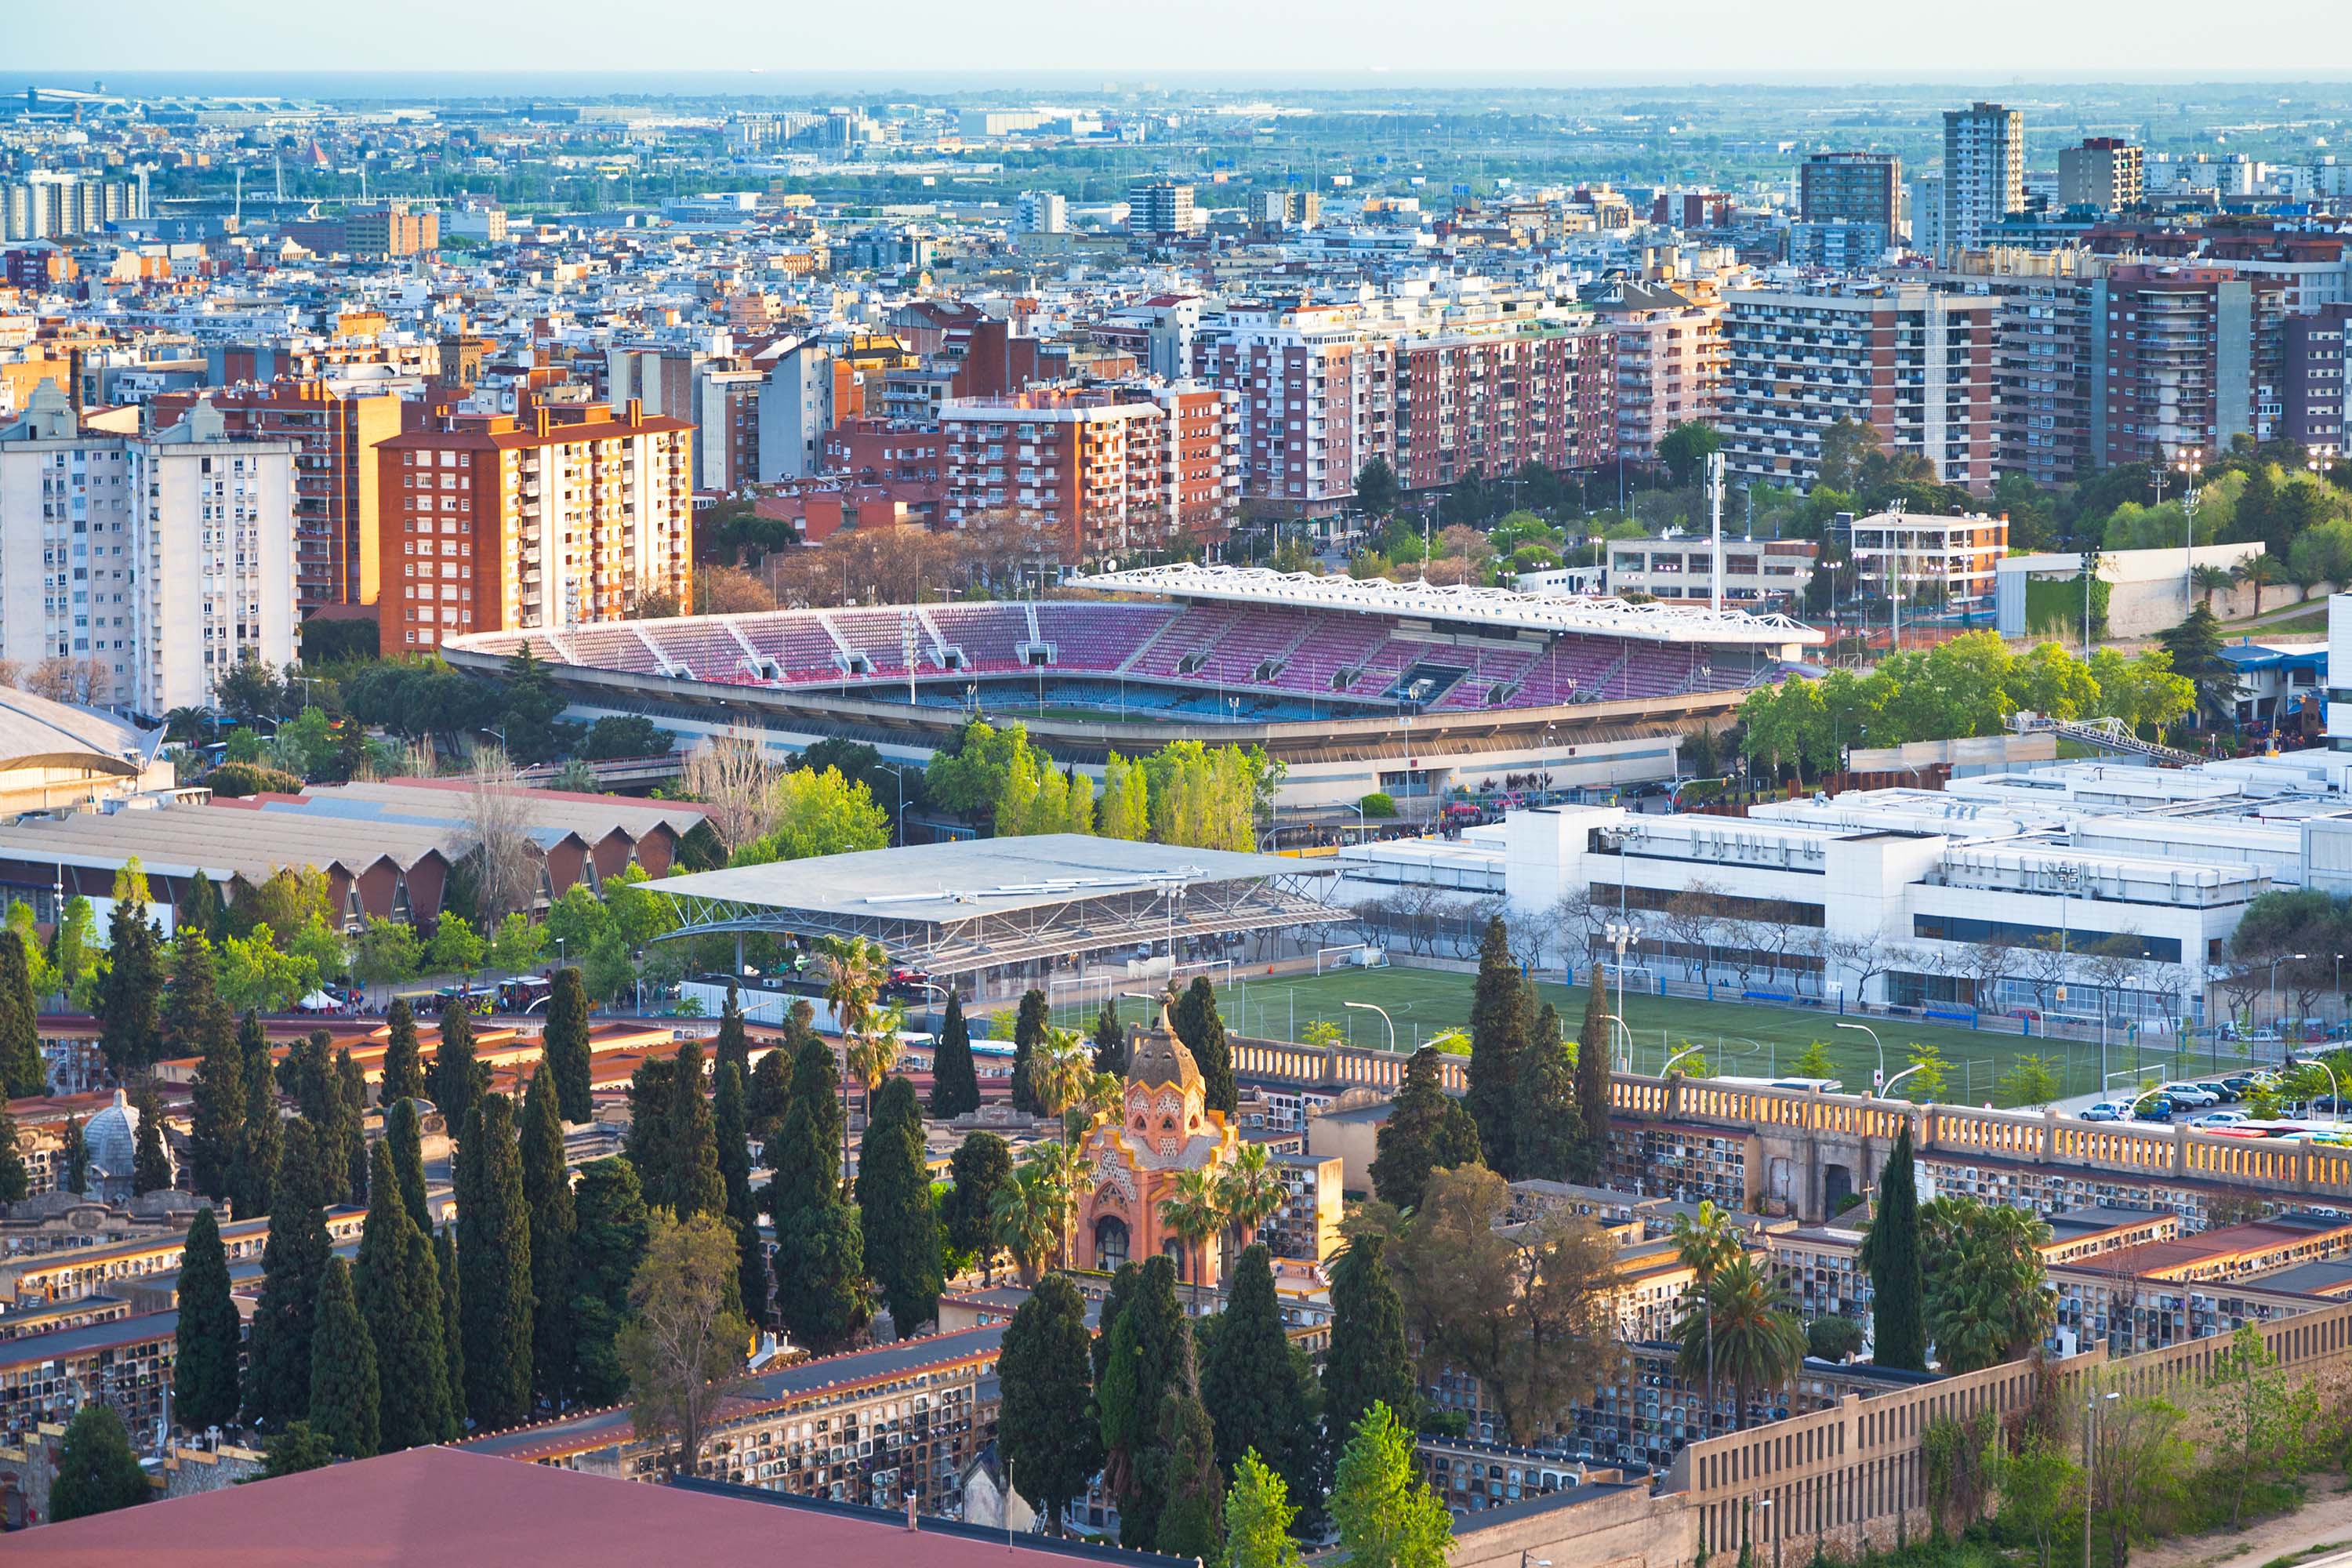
[1070,564,1824,648]
[641,837,1341,977]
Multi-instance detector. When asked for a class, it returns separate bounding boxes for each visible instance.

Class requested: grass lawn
[1062,965,2222,1107]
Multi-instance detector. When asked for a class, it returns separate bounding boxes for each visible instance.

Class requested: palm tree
[2234,554,2286,616]
[1159,1167,1225,1308]
[1672,1254,1807,1432]
[163,706,212,746]
[1028,1139,1085,1269]
[2191,564,2234,608]
[1029,1028,1095,1132]
[989,1163,1062,1287]
[1668,1200,1743,1438]
[1214,1140,1285,1259]
[816,934,887,1178]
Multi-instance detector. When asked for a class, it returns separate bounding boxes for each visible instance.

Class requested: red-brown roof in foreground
[24,1446,1097,1566]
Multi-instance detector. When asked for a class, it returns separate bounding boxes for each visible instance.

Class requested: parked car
[2079,1102,2128,1122]
[2194,1080,2238,1103]
[2132,1095,2179,1121]
[2191,1110,2249,1130]
[2158,1083,2220,1109]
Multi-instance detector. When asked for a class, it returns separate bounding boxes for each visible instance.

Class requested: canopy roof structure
[1069,563,1824,648]
[644,834,1338,976]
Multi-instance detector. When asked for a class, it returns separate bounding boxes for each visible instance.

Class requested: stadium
[440,565,1822,808]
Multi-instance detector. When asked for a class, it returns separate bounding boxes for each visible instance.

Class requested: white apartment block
[0,387,295,715]
[1604,535,1817,607]
[1014,191,1069,234]
[1847,509,2008,614]
[1941,103,2025,256]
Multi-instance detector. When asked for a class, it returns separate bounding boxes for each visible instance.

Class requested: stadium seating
[1031,604,1177,673]
[1265,617,1396,693]
[558,624,664,674]
[646,621,753,681]
[1193,607,1311,683]
[924,603,1033,671]
[1127,601,1243,678]
[735,615,846,679]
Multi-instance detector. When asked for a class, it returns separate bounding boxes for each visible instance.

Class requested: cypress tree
[430,1006,481,1132]
[0,927,45,1098]
[544,966,593,1124]
[521,1070,577,1406]
[568,1156,651,1405]
[1860,1122,1927,1371]
[1465,915,1530,1176]
[858,1076,943,1336]
[435,1225,466,1434]
[1368,1047,1483,1210]
[1512,1004,1580,1184]
[179,872,225,943]
[457,1093,534,1431]
[0,1107,27,1205]
[227,1011,280,1221]
[762,1037,844,1218]
[943,1131,1013,1285]
[172,1207,241,1432]
[928,989,979,1119]
[307,1257,380,1458]
[1200,1243,1317,1503]
[1321,1232,1418,1469]
[623,1052,677,1208]
[712,978,749,1080]
[182,940,244,1202]
[61,1114,86,1196]
[1105,1255,1189,1549]
[97,900,163,1081]
[1171,978,1237,1116]
[713,1061,766,1325]
[385,1096,430,1235]
[1153,1368,1225,1563]
[1009,987,1050,1113]
[1092,997,1128,1075]
[378,997,426,1108]
[356,1139,451,1452]
[244,1118,331,1427]
[664,1038,727,1223]
[336,1049,369,1205]
[1573,960,1614,1181]
[747,1044,792,1140]
[768,1040,866,1354]
[995,1273,1102,1536]
[131,1082,172,1196]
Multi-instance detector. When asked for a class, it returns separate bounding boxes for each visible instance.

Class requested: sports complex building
[441,565,1820,808]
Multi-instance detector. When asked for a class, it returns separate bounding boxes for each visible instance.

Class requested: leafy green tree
[1922,1198,2054,1374]
[713,1061,766,1323]
[172,1207,241,1432]
[457,1093,535,1431]
[385,1096,430,1235]
[378,996,426,1107]
[2207,1323,2313,1530]
[485,912,545,976]
[0,1105,24,1205]
[1573,962,1613,1181]
[47,1403,149,1522]
[1998,1053,2063,1109]
[1369,1047,1483,1210]
[1202,1244,1318,1508]
[729,766,890,865]
[995,1272,1102,1535]
[521,1070,578,1406]
[1512,1004,1578,1182]
[858,1076,942,1336]
[1354,456,1399,517]
[350,916,423,991]
[1321,1232,1418,1470]
[748,1043,792,1140]
[260,1420,335,1479]
[357,1139,452,1452]
[615,1210,753,1479]
[544,967,593,1123]
[1010,988,1050,1113]
[1995,1430,2082,1568]
[307,1257,381,1457]
[132,1081,173,1195]
[1224,1451,1308,1568]
[227,1011,281,1221]
[1858,1123,1926,1370]
[1330,1401,1452,1568]
[245,1118,332,1427]
[570,1156,653,1405]
[1671,1254,1806,1430]
[1172,977,1239,1116]
[431,1004,482,1134]
[1807,1314,1866,1363]
[335,1050,369,1204]
[1658,420,1724,489]
[0,927,44,1097]
[98,892,165,1080]
[1788,1040,1838,1080]
[945,1131,1014,1285]
[930,989,980,1118]
[435,1225,466,1433]
[427,912,486,978]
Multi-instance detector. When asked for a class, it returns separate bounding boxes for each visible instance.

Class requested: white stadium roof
[1069,564,1824,648]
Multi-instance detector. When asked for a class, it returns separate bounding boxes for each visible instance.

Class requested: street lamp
[2085,1389,2120,1568]
[1664,1042,1707,1078]
[874,761,913,847]
[1343,1000,1396,1054]
[1604,921,1642,1070]
[1837,1020,1886,1094]
[1876,1061,1928,1101]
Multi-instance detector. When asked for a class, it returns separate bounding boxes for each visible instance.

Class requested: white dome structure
[83,1089,151,1199]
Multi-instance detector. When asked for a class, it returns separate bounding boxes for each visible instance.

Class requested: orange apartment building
[938,383,1237,560]
[152,378,403,613]
[375,399,694,652]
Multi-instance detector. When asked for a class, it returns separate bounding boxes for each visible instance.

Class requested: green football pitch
[1053,964,2212,1107]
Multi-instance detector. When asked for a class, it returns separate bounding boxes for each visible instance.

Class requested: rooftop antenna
[1707,449,1725,614]
[233,165,241,224]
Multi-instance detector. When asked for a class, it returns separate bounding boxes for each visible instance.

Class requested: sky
[11,0,2352,82]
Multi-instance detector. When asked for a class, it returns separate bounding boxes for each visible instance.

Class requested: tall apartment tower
[1800,152,1902,229]
[1941,102,2026,256]
[1127,180,1196,237]
[2057,139,2145,213]
[1014,191,1069,234]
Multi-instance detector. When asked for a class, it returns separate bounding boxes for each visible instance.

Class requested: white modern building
[1848,510,2008,615]
[0,387,295,715]
[1942,102,2025,256]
